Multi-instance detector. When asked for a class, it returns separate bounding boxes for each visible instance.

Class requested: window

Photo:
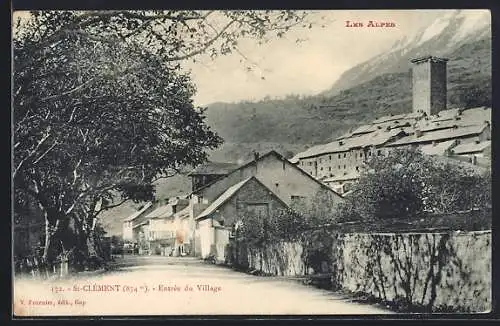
[329,155,332,160]
[377,150,381,156]
[338,154,341,159]
[343,165,346,169]
[338,165,341,169]
[328,167,331,171]
[356,166,359,172]
[360,153,363,158]
[343,153,346,158]
[320,167,323,171]
[368,151,372,157]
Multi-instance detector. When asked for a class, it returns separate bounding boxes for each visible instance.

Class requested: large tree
[13,10,314,263]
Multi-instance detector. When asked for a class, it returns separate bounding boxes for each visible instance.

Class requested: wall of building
[197,218,214,258]
[196,153,343,212]
[412,60,432,114]
[429,60,447,115]
[298,145,389,180]
[299,147,384,179]
[210,178,290,227]
[214,226,230,262]
[148,218,176,240]
[122,222,134,241]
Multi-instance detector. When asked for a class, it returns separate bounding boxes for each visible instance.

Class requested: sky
[13,9,489,106]
[183,10,455,106]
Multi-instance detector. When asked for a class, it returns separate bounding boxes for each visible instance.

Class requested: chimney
[253,151,260,161]
[410,56,448,116]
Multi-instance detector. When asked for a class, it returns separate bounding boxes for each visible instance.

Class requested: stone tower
[411,56,448,116]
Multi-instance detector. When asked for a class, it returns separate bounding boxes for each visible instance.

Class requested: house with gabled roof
[122,202,154,242]
[189,150,343,260]
[195,176,290,260]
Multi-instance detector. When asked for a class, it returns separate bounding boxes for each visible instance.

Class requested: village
[120,55,490,264]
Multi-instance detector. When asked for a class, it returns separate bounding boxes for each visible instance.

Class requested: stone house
[190,150,343,260]
[195,176,290,261]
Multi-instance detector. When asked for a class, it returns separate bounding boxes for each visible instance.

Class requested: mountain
[321,10,491,97]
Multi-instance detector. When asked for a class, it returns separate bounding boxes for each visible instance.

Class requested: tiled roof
[422,107,491,125]
[416,119,459,132]
[124,202,153,222]
[459,106,491,124]
[298,129,406,158]
[430,108,460,120]
[196,177,253,220]
[188,161,240,176]
[351,124,373,135]
[451,141,491,155]
[174,205,191,219]
[387,124,488,147]
[419,140,457,156]
[372,112,424,124]
[145,204,173,219]
[323,172,360,182]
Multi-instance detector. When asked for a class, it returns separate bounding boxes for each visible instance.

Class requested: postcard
[12,9,492,317]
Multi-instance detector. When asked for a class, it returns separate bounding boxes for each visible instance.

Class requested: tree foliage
[237,208,306,249]
[14,10,316,68]
[13,10,313,265]
[237,190,338,249]
[338,147,491,223]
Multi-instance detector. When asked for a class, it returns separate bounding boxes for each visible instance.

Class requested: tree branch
[95,197,130,216]
[40,76,97,102]
[164,19,236,62]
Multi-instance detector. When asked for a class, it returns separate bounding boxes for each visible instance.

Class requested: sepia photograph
[12,8,492,317]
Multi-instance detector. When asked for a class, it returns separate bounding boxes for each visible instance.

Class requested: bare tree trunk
[43,218,51,260]
[42,213,58,261]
